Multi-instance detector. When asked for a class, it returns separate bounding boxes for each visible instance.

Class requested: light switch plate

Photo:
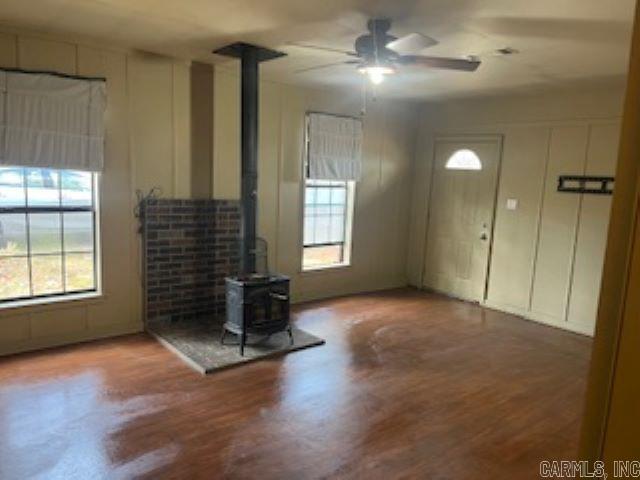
[506,198,518,210]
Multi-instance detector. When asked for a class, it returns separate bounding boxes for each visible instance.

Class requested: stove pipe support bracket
[213,43,286,274]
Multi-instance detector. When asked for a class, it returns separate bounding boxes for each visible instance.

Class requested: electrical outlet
[506,198,518,211]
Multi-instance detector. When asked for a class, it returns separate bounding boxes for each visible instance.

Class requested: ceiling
[0,0,635,99]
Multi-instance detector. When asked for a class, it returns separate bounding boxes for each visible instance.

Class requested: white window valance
[307,112,362,181]
[0,70,106,172]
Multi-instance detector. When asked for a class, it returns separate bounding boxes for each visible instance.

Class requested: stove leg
[240,333,246,356]
[220,328,227,345]
[287,326,294,346]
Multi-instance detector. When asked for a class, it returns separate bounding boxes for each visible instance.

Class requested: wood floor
[0,289,592,480]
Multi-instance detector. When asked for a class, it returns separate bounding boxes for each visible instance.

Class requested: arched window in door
[445,149,482,170]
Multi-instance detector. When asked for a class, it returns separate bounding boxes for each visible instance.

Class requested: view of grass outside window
[302,179,354,270]
[0,167,99,303]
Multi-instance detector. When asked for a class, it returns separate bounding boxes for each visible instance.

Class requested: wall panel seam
[527,127,552,312]
[483,136,505,302]
[419,135,438,287]
[564,125,592,323]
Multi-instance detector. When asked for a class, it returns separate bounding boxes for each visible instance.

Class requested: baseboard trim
[483,299,594,337]
[0,322,143,357]
[292,281,409,304]
[418,283,594,337]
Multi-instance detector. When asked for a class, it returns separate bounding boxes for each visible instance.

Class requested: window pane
[0,167,25,208]
[63,212,93,252]
[331,187,346,205]
[31,255,63,296]
[445,149,482,171]
[65,253,94,292]
[61,171,92,207]
[0,256,30,300]
[330,215,345,243]
[0,167,98,302]
[315,215,331,244]
[305,205,316,217]
[29,213,62,254]
[303,178,351,269]
[27,168,60,207]
[0,214,27,256]
[305,187,316,205]
[330,204,345,216]
[303,245,343,269]
[316,188,331,205]
[315,205,330,216]
[303,216,314,245]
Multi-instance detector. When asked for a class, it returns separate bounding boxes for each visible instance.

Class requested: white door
[423,137,502,302]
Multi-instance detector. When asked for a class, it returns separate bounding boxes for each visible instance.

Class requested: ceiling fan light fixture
[290,18,481,83]
[358,64,396,85]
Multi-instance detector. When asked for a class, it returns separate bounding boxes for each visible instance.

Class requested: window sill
[301,263,352,274]
[0,291,104,314]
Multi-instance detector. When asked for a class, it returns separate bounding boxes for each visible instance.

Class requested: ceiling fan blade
[295,60,360,74]
[287,42,358,57]
[386,33,438,55]
[400,55,481,72]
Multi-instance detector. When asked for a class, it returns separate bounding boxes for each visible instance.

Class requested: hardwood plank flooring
[0,289,592,479]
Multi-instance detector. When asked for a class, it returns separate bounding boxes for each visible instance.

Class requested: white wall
[0,26,418,355]
[409,84,625,335]
[213,67,418,302]
[0,28,191,355]
[0,25,620,355]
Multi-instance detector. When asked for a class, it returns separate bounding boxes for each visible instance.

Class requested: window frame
[0,167,102,306]
[301,113,356,272]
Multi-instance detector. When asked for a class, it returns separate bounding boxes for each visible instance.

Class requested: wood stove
[214,43,291,355]
[222,274,291,355]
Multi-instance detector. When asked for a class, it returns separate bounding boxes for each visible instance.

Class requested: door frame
[421,134,504,303]
[579,0,640,463]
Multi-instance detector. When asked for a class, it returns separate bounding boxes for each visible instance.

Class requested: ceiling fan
[291,18,481,85]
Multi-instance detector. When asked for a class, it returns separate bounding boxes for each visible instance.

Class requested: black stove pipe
[239,48,258,273]
[213,43,286,274]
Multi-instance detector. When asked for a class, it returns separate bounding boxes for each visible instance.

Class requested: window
[0,167,99,303]
[302,112,359,271]
[302,179,354,270]
[445,149,482,170]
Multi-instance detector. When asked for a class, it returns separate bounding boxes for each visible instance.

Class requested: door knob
[480,232,488,241]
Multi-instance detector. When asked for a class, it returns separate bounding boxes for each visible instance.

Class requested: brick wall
[143,199,240,322]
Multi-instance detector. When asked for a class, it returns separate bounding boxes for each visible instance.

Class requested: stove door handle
[270,293,289,302]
